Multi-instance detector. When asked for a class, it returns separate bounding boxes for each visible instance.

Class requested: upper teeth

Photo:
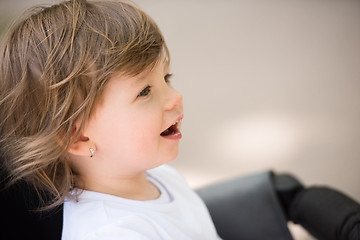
[172,119,181,126]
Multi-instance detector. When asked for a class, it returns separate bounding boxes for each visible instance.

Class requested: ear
[68,119,96,158]
[68,134,96,157]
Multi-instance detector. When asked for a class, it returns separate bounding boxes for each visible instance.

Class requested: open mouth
[160,116,183,138]
[161,121,180,136]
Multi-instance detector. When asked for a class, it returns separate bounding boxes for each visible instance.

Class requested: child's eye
[138,85,151,97]
[164,73,173,83]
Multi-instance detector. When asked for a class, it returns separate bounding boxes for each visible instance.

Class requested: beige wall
[1,0,359,224]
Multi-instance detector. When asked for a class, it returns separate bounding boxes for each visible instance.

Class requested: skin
[68,58,183,201]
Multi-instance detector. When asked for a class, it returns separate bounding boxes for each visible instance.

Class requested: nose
[164,88,183,111]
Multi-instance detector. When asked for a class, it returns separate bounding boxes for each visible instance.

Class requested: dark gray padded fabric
[196,171,293,240]
[290,186,360,240]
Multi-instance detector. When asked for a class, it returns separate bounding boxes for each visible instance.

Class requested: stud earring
[89,148,95,158]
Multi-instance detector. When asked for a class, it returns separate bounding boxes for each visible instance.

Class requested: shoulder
[63,217,161,240]
[78,216,163,240]
[62,196,162,240]
[62,193,107,240]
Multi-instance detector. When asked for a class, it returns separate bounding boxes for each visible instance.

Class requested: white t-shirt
[62,164,221,240]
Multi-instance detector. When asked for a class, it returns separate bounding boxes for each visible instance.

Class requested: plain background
[1,0,359,239]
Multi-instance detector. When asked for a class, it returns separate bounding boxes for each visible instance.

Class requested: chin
[158,150,179,165]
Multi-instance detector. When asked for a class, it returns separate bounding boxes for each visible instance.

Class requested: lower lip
[161,131,182,140]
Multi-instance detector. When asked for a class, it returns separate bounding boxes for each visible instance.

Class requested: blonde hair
[0,0,169,209]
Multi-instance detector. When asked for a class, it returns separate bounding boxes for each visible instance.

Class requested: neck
[77,171,160,201]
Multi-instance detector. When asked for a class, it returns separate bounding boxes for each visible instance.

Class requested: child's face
[83,59,183,176]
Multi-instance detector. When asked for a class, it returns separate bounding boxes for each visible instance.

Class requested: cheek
[131,116,162,147]
[118,111,163,153]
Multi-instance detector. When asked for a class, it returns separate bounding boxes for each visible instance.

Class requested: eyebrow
[115,69,148,86]
[163,60,170,74]
[123,56,170,87]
